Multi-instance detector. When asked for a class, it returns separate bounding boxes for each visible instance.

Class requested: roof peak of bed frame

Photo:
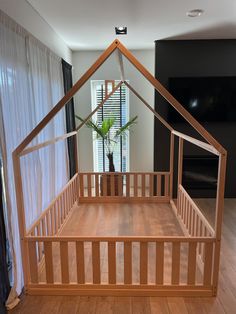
[13,38,226,156]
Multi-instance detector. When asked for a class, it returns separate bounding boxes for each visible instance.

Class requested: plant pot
[100,173,123,196]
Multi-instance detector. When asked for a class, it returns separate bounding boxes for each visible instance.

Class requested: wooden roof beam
[76,81,123,132]
[117,41,226,155]
[13,39,120,156]
[124,81,173,132]
[116,50,125,82]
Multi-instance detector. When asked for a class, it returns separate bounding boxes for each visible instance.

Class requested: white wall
[0,0,72,63]
[72,49,155,172]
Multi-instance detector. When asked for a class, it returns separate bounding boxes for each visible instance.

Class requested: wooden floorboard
[9,199,236,313]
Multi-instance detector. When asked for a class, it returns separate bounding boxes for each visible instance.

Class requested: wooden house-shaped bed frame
[13,40,227,297]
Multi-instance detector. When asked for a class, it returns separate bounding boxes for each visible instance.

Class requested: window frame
[90,80,130,173]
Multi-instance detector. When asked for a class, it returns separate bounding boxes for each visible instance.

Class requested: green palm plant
[76,115,138,172]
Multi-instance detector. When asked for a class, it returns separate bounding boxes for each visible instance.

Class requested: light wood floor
[9,199,236,314]
[60,203,184,236]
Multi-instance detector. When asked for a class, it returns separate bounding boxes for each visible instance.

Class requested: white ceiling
[27,0,236,51]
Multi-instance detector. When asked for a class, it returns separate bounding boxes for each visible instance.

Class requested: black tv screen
[168,77,236,122]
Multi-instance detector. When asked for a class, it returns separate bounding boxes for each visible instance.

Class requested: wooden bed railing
[26,174,78,237]
[171,129,227,296]
[78,172,170,202]
[176,185,215,238]
[26,235,215,296]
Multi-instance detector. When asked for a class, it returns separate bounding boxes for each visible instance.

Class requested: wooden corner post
[12,152,30,291]
[212,152,227,295]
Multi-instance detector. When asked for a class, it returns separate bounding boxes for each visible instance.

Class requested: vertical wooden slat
[118,174,123,196]
[60,194,65,222]
[79,174,84,197]
[187,242,197,285]
[157,175,161,196]
[149,174,154,197]
[74,178,77,202]
[64,189,70,213]
[186,200,190,230]
[126,174,130,197]
[140,242,148,284]
[71,180,75,203]
[108,242,116,284]
[177,189,180,215]
[189,205,192,235]
[62,190,66,221]
[103,174,107,197]
[76,242,85,284]
[124,242,132,284]
[192,210,196,236]
[51,206,55,235]
[36,225,42,261]
[133,174,138,197]
[203,242,213,285]
[44,242,54,283]
[54,202,58,234]
[28,241,38,283]
[46,212,51,236]
[171,242,180,284]
[199,221,203,255]
[164,174,169,197]
[67,188,70,215]
[156,242,164,284]
[71,182,74,207]
[177,138,184,186]
[179,190,183,218]
[92,242,101,284]
[68,185,71,212]
[58,199,61,229]
[195,215,199,238]
[87,174,92,197]
[66,186,69,213]
[41,217,46,236]
[110,173,115,196]
[182,196,186,224]
[95,173,99,197]
[60,241,69,283]
[169,133,175,199]
[141,174,146,197]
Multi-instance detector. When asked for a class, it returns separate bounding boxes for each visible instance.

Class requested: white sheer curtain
[0,10,69,307]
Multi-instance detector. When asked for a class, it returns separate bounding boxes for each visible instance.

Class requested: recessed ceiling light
[115,27,127,35]
[187,9,204,17]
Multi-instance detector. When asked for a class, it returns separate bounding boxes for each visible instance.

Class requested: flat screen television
[168,76,236,122]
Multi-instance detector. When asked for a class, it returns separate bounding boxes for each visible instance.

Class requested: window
[91,80,129,172]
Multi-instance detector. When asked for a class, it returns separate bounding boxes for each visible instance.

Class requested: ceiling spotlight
[187,9,204,17]
[115,27,127,35]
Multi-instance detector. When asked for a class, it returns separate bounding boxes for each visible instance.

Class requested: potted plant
[76,115,137,195]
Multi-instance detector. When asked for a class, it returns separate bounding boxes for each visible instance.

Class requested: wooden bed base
[12,40,227,297]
